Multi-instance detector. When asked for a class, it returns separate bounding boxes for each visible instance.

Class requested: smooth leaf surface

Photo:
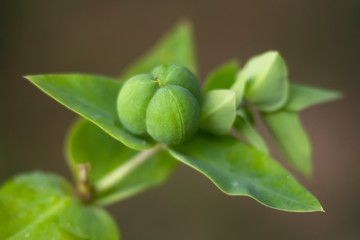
[233,51,289,111]
[0,172,119,240]
[200,90,237,135]
[284,83,342,111]
[262,111,312,176]
[26,74,153,150]
[120,21,197,80]
[203,60,239,92]
[168,133,322,212]
[234,110,269,153]
[67,120,177,205]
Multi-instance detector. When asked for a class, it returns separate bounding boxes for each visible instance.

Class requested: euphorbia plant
[0,21,341,239]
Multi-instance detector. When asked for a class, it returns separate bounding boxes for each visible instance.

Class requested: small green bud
[117,64,201,145]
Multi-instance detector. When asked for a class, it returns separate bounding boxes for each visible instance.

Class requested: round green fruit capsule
[117,64,201,145]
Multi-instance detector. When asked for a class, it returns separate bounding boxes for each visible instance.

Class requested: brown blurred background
[1,0,359,239]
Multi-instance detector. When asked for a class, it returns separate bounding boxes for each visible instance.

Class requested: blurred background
[1,0,359,239]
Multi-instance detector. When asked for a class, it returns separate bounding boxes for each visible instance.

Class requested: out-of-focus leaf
[200,90,236,135]
[120,21,197,80]
[67,120,177,206]
[233,51,289,111]
[168,133,323,212]
[26,74,153,150]
[262,111,312,176]
[203,60,239,92]
[284,83,342,111]
[0,172,120,240]
[234,110,269,153]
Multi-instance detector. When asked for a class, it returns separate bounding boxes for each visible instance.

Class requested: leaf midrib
[7,197,69,239]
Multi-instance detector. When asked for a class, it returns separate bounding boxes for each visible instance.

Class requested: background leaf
[203,60,239,92]
[262,111,312,176]
[168,133,322,212]
[200,90,236,135]
[234,110,269,153]
[26,74,153,150]
[120,20,197,79]
[233,51,289,111]
[67,120,177,206]
[284,83,342,111]
[0,172,120,240]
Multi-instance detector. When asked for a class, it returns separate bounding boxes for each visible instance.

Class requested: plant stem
[76,163,93,202]
[95,144,164,193]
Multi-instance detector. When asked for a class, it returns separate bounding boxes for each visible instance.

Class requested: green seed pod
[117,64,201,145]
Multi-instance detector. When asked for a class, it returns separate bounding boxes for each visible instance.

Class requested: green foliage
[120,21,197,79]
[234,110,269,153]
[1,21,342,239]
[0,172,120,240]
[262,111,312,176]
[168,133,323,212]
[67,120,177,205]
[203,60,239,92]
[284,83,341,111]
[25,74,153,150]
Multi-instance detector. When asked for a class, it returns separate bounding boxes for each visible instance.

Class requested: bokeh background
[1,0,359,239]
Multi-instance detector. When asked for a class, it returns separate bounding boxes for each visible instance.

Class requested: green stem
[95,144,164,193]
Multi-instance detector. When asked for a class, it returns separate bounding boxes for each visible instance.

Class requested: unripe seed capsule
[117,64,201,145]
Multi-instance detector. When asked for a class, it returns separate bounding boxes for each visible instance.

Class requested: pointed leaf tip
[26,74,154,150]
[168,133,323,212]
[285,83,342,111]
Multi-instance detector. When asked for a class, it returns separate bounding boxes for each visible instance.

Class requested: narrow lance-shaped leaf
[26,74,153,150]
[203,60,239,93]
[284,83,342,111]
[232,51,289,111]
[234,110,269,153]
[262,111,312,177]
[120,20,197,79]
[200,90,237,135]
[67,120,177,206]
[168,133,322,212]
[0,172,120,240]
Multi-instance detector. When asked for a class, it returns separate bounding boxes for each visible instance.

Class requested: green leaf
[230,73,246,107]
[168,133,323,212]
[234,110,269,153]
[262,111,312,176]
[203,60,239,92]
[200,90,237,135]
[284,83,342,111]
[26,21,198,151]
[120,20,197,80]
[233,51,289,111]
[0,172,120,239]
[26,74,154,150]
[67,119,177,206]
